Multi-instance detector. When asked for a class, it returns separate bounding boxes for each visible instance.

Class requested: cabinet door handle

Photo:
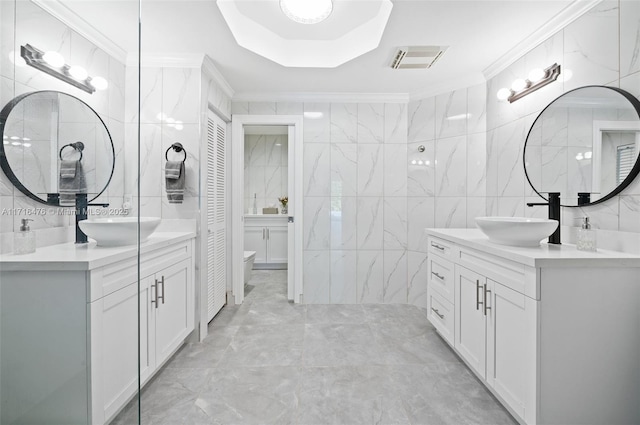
[431,271,445,281]
[431,307,445,319]
[476,279,483,311]
[262,228,266,239]
[152,279,159,308]
[431,242,445,251]
[158,276,165,305]
[267,228,270,240]
[484,284,491,316]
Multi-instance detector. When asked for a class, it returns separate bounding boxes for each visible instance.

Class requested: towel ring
[165,142,187,163]
[59,141,84,161]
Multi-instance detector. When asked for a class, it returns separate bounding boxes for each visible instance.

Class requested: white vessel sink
[475,216,559,247]
[79,217,161,246]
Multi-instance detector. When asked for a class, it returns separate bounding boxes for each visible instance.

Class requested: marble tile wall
[406,83,487,308]
[485,0,640,253]
[244,134,288,212]
[123,65,202,222]
[0,1,126,253]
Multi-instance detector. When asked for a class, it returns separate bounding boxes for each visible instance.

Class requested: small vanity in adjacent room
[244,214,288,269]
[425,228,640,425]
[0,232,196,425]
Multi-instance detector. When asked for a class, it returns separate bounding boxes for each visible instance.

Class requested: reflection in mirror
[524,86,640,206]
[0,91,114,206]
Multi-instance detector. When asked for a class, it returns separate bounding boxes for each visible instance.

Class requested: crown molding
[125,52,204,68]
[232,92,410,103]
[202,55,235,99]
[409,73,486,102]
[31,0,128,64]
[482,0,603,80]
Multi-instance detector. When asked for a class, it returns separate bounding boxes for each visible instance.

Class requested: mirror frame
[523,85,640,207]
[0,90,115,206]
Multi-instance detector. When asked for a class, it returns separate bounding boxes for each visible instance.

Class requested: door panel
[455,265,487,379]
[267,226,288,264]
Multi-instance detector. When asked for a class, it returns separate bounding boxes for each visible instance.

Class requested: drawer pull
[431,271,445,281]
[431,307,445,319]
[151,279,159,309]
[484,284,491,316]
[431,242,445,251]
[476,279,483,311]
[159,276,165,305]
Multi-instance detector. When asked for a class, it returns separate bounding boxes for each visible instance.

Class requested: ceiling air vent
[390,46,447,69]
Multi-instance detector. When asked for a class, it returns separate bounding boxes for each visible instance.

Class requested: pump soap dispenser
[576,217,596,252]
[14,218,35,254]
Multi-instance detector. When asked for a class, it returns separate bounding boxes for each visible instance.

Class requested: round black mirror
[524,86,640,207]
[0,91,114,206]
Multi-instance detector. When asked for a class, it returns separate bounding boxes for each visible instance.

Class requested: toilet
[243,251,256,284]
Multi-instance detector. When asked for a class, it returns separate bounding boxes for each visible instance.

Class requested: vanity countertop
[244,214,288,218]
[426,228,640,268]
[0,232,196,271]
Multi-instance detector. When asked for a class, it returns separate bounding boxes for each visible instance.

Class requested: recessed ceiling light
[280,0,333,24]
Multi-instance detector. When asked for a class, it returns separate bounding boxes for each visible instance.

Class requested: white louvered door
[206,111,227,322]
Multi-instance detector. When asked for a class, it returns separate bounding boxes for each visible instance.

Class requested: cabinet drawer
[428,236,454,260]
[428,291,454,347]
[428,255,454,303]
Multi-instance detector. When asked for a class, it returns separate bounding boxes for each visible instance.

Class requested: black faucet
[75,193,109,244]
[526,192,561,244]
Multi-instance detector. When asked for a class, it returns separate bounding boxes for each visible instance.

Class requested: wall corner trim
[482,0,604,80]
[202,55,235,99]
[31,0,128,64]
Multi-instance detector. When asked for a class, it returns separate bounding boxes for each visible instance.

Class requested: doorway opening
[231,115,303,305]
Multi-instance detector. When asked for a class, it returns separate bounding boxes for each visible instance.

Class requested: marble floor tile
[305,304,367,325]
[302,323,386,366]
[112,270,516,425]
[297,366,410,425]
[219,324,305,367]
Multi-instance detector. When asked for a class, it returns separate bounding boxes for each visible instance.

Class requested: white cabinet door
[244,225,267,263]
[486,279,536,423]
[155,259,193,366]
[267,225,288,264]
[455,265,487,379]
[98,276,153,422]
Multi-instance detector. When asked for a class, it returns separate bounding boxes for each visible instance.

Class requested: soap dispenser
[576,217,596,252]
[14,218,35,254]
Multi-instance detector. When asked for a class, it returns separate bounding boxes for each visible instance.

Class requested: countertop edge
[426,228,640,268]
[0,232,196,271]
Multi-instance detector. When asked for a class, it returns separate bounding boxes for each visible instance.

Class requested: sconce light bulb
[511,79,527,92]
[562,69,573,82]
[22,137,30,141]
[496,88,511,101]
[411,159,417,165]
[528,68,546,83]
[68,65,88,81]
[166,117,175,124]
[10,136,20,140]
[576,153,584,160]
[417,160,424,165]
[2,140,7,145]
[89,76,108,90]
[425,160,430,165]
[11,141,21,146]
[43,51,65,68]
[585,151,592,159]
[22,143,31,148]
[175,124,184,131]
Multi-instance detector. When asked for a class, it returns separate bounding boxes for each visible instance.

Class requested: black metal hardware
[526,192,561,244]
[74,193,109,244]
[165,142,187,162]
[59,141,84,161]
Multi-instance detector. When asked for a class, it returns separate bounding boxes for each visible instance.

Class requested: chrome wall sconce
[20,44,108,94]
[496,63,561,103]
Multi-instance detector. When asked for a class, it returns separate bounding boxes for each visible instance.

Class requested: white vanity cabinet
[0,233,195,425]
[426,229,640,425]
[244,215,288,267]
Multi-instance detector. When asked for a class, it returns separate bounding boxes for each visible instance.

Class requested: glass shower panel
[0,0,141,423]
